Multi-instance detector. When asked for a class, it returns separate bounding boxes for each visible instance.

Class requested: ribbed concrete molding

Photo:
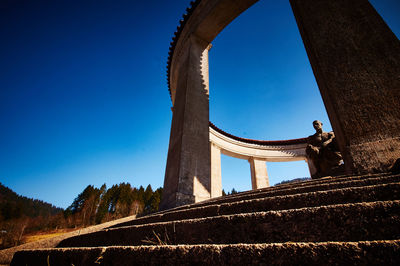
[162,0,400,210]
[209,124,308,161]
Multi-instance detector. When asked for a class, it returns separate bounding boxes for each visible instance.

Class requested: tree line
[0,182,162,249]
[63,183,162,227]
[222,188,238,196]
[0,182,239,249]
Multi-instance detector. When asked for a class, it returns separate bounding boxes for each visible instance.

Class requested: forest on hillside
[0,181,243,250]
[0,173,307,250]
[64,183,162,226]
[0,182,162,249]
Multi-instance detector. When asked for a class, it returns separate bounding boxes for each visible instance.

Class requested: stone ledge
[165,172,398,212]
[130,173,399,223]
[12,241,400,265]
[58,200,400,247]
[109,182,400,228]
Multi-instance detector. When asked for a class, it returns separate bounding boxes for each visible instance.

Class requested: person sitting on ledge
[306,120,343,179]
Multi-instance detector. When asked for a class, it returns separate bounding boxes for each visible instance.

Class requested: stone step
[109,182,400,228]
[155,173,398,216]
[205,173,392,199]
[12,240,400,265]
[182,173,400,210]
[153,174,351,214]
[58,200,400,247]
[0,214,141,266]
[239,172,395,197]
[114,174,400,228]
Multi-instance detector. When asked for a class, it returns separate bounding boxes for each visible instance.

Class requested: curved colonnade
[209,123,314,197]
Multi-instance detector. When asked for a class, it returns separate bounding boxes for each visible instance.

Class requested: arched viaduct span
[161,0,400,210]
[209,122,314,198]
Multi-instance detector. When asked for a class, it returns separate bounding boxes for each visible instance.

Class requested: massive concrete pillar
[210,143,222,197]
[249,158,269,189]
[290,0,400,174]
[160,36,212,210]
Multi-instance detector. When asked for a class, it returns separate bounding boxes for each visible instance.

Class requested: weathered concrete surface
[109,182,400,227]
[119,174,385,229]
[290,0,400,173]
[0,215,137,265]
[12,241,400,266]
[112,173,400,227]
[58,201,400,247]
[163,173,400,211]
[133,173,399,223]
[161,36,212,210]
[9,173,400,265]
[164,0,260,210]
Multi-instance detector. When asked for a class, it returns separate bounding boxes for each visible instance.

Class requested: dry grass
[22,229,76,244]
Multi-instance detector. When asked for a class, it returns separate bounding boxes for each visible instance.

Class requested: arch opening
[209,1,330,184]
[220,154,251,194]
[209,0,331,139]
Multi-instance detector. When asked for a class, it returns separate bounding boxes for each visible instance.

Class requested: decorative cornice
[167,0,202,100]
[209,122,308,146]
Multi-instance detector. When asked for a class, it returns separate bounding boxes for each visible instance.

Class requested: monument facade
[160,0,400,210]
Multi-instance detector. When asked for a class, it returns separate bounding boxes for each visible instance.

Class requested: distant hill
[0,183,64,249]
[0,182,62,221]
[275,177,311,186]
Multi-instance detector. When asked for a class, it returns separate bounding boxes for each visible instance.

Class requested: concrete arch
[167,0,258,104]
[161,0,400,210]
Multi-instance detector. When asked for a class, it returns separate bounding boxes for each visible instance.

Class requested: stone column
[210,143,222,198]
[290,0,400,174]
[249,158,270,189]
[160,36,212,210]
[306,158,317,178]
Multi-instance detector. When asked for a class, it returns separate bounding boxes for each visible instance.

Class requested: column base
[160,192,197,211]
[345,137,400,174]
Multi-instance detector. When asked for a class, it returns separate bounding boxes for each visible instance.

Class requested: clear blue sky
[1,0,399,208]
